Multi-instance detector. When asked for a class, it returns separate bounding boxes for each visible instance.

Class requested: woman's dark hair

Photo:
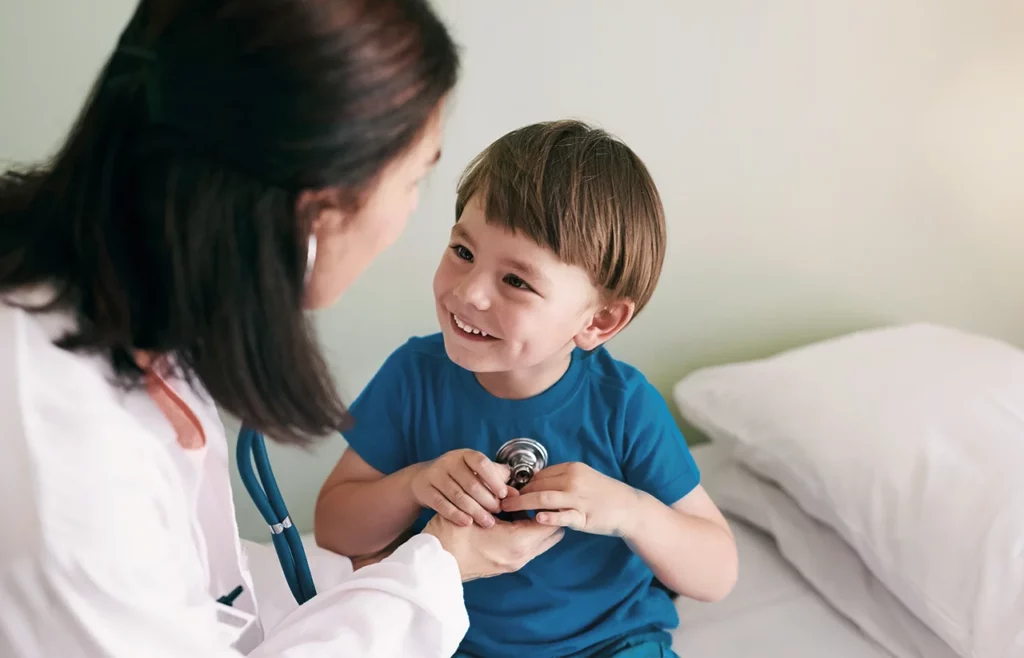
[0,0,458,445]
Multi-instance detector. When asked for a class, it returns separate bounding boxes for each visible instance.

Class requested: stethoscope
[237,430,549,606]
[236,426,318,604]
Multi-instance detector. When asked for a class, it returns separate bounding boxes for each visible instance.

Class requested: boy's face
[432,195,621,375]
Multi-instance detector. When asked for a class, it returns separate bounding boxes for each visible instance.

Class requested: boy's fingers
[501,490,573,513]
[528,464,568,481]
[518,475,572,497]
[428,488,473,527]
[464,452,510,498]
[451,464,500,513]
[536,510,586,531]
[490,462,512,493]
[440,475,495,528]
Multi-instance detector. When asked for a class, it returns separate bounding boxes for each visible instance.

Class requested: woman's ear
[296,188,346,235]
[295,188,352,310]
[574,298,635,351]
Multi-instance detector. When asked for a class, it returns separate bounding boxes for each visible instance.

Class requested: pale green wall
[5,1,1024,541]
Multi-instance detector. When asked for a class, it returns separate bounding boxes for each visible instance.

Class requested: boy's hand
[499,462,641,537]
[411,449,512,528]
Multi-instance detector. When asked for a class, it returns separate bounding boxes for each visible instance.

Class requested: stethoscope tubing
[236,426,317,605]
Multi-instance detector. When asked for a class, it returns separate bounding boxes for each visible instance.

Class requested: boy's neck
[474,350,574,400]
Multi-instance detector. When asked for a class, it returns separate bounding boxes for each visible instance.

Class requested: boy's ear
[574,299,635,351]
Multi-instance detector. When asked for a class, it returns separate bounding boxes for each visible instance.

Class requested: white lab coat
[0,289,469,657]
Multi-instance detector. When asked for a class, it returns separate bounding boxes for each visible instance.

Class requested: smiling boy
[316,120,737,658]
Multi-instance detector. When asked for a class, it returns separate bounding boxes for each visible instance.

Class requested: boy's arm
[500,465,737,602]
[314,449,426,559]
[620,485,737,602]
[315,447,514,559]
[500,378,737,602]
[613,380,737,601]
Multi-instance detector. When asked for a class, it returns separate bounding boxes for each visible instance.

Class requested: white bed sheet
[241,443,893,657]
[672,443,892,657]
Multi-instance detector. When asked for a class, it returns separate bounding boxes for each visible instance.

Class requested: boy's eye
[503,274,531,291]
[450,244,473,261]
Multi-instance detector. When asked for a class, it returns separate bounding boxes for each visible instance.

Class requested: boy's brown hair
[455,120,666,316]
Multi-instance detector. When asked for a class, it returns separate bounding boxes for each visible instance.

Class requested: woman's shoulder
[0,294,142,449]
[0,298,194,570]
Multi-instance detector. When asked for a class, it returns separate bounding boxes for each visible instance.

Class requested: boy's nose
[453,275,491,311]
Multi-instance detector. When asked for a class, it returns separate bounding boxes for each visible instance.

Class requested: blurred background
[4,0,1022,539]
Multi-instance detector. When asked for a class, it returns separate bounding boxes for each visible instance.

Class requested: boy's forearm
[314,463,426,558]
[621,492,738,603]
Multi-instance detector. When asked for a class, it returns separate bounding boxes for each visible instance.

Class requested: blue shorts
[584,629,678,658]
[454,629,678,658]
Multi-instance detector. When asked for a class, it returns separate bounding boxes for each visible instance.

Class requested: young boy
[315,120,738,657]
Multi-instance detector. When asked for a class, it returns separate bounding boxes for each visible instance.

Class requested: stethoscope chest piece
[495,437,548,489]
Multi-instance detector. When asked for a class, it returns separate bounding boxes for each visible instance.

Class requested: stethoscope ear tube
[236,426,317,605]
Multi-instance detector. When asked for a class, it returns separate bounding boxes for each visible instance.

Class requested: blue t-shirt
[342,334,701,658]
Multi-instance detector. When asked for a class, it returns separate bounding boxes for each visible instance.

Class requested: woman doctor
[0,0,564,656]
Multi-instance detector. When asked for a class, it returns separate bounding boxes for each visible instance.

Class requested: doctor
[0,0,564,656]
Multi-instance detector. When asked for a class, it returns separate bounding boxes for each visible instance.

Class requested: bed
[671,443,891,657]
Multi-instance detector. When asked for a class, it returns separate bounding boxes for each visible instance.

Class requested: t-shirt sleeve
[341,343,415,476]
[620,380,701,506]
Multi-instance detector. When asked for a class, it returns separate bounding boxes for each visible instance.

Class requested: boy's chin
[441,333,504,373]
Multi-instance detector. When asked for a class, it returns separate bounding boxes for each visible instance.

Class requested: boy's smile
[449,311,498,341]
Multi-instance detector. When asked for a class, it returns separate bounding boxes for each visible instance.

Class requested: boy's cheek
[431,264,450,298]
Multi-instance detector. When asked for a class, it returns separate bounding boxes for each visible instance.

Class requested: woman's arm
[0,533,468,658]
[261,516,565,657]
[252,533,469,658]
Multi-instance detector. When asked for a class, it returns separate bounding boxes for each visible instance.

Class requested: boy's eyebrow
[504,257,547,284]
[450,223,473,243]
[452,223,548,284]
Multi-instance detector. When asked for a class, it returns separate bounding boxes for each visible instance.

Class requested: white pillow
[703,449,956,658]
[674,324,1024,658]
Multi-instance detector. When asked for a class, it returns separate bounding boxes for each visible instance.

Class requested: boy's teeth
[454,314,489,337]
